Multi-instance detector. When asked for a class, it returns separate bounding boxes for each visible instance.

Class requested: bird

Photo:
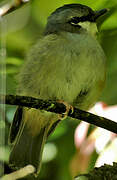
[9,3,107,176]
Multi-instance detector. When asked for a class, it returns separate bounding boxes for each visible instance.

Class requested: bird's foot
[58,100,74,120]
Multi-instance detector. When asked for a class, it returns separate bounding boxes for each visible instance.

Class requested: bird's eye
[68,17,81,28]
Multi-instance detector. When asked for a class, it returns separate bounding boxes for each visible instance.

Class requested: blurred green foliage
[0,0,117,179]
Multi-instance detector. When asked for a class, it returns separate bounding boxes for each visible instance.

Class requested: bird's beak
[94,8,109,21]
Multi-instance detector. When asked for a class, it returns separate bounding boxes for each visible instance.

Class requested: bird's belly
[37,59,104,110]
[22,33,106,111]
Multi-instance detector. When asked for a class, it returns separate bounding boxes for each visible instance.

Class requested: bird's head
[44,4,108,37]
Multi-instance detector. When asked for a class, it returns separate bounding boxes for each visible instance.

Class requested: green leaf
[6,57,23,66]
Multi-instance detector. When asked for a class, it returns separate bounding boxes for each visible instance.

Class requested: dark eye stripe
[70,17,80,24]
[68,14,95,25]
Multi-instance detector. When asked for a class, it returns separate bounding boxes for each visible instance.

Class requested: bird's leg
[58,100,74,120]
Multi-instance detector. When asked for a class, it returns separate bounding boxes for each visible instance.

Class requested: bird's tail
[9,107,49,176]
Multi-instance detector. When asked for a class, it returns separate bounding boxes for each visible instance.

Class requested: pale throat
[79,21,98,37]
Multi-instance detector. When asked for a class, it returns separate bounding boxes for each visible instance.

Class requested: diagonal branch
[1,165,35,180]
[0,94,117,134]
[0,0,30,17]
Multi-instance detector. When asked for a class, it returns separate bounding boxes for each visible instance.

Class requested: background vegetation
[0,0,117,179]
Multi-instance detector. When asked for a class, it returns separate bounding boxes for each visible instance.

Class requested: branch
[0,94,117,134]
[1,165,35,180]
[75,162,117,180]
[0,0,30,17]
